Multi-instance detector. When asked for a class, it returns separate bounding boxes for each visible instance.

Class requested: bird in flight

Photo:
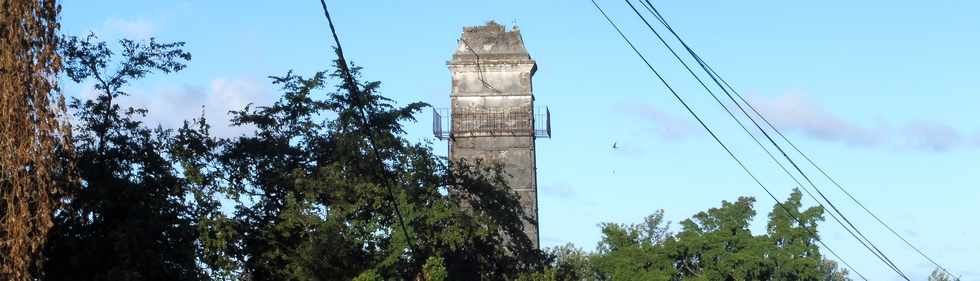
[611,142,619,174]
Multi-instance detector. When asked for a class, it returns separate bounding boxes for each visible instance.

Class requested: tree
[766,188,826,281]
[548,243,598,281]
[420,256,448,281]
[592,210,674,281]
[0,1,71,280]
[928,268,959,281]
[574,190,851,281]
[202,49,543,280]
[670,197,770,280]
[42,34,206,281]
[819,259,852,281]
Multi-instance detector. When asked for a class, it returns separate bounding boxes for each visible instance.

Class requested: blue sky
[61,1,979,279]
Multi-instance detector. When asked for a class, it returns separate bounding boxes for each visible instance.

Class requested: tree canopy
[0,20,863,280]
[539,189,852,281]
[202,48,544,280]
[44,33,202,281]
[41,34,543,281]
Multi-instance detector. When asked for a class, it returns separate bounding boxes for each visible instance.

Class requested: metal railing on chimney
[432,106,551,139]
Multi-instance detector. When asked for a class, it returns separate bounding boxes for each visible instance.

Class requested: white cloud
[103,17,155,39]
[972,131,980,147]
[118,78,275,137]
[898,121,963,152]
[540,182,576,200]
[623,91,976,152]
[540,182,597,206]
[748,92,882,146]
[748,93,973,152]
[616,102,696,140]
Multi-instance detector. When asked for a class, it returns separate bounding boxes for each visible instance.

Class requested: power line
[638,0,956,277]
[317,0,418,252]
[621,0,900,276]
[632,1,910,277]
[588,1,867,280]
[623,1,909,279]
[709,36,957,280]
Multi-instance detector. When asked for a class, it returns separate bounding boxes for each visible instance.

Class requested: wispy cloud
[615,102,696,140]
[748,93,975,152]
[115,78,275,137]
[103,17,156,39]
[623,92,978,152]
[540,182,596,206]
[540,182,577,200]
[747,93,883,146]
[898,121,963,152]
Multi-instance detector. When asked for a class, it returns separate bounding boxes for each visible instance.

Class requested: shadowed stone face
[448,21,541,249]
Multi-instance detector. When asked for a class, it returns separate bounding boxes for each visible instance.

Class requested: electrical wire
[588,1,868,279]
[623,1,909,279]
[318,0,418,252]
[639,0,956,277]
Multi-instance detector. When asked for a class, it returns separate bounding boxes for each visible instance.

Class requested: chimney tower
[434,21,550,248]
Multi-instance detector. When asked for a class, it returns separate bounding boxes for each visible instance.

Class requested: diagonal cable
[624,1,910,279]
[639,0,955,277]
[318,0,418,253]
[589,1,868,279]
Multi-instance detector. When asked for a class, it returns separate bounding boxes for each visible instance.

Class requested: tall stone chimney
[434,21,550,249]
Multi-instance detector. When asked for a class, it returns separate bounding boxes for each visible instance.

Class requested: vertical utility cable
[318,0,418,252]
[640,0,955,277]
[588,1,867,280]
[624,1,908,279]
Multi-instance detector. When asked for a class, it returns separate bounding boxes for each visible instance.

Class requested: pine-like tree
[200,49,544,280]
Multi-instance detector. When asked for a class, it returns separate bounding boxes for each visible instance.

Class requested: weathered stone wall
[448,21,541,248]
[451,136,538,246]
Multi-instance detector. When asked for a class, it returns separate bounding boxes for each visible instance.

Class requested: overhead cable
[588,1,868,279]
[639,0,955,277]
[623,1,909,279]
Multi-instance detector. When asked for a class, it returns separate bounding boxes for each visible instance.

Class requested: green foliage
[43,34,205,281]
[767,189,825,280]
[549,243,598,281]
[201,51,543,280]
[421,256,448,281]
[517,268,559,281]
[928,268,959,281]
[819,260,851,281]
[592,210,674,281]
[43,33,541,280]
[352,270,383,281]
[37,33,862,281]
[549,190,851,281]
